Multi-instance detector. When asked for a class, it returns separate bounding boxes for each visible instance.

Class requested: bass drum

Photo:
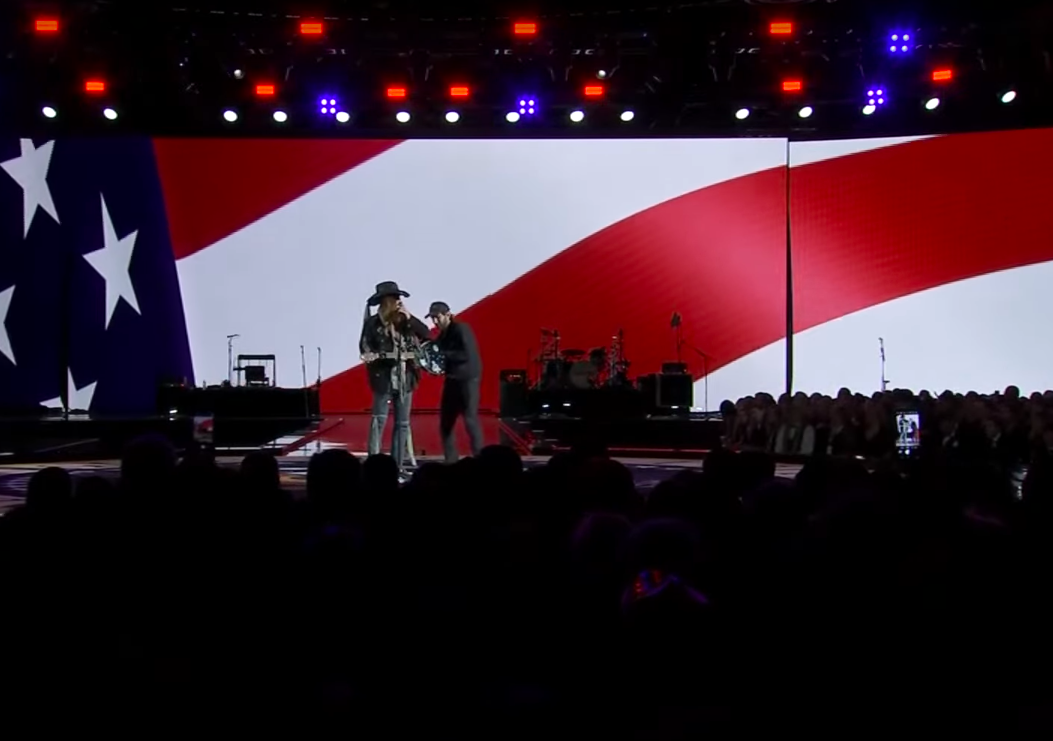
[418,341,446,375]
[568,360,598,389]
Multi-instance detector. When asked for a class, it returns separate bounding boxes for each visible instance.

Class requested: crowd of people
[724,385,1049,464]
[3,389,1053,732]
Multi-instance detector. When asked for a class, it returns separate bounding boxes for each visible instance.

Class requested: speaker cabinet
[657,373,694,409]
[499,369,529,418]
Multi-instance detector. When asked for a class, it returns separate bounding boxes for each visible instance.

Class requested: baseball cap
[426,301,451,318]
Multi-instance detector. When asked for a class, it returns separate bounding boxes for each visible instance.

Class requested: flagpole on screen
[784,138,794,397]
[300,345,310,419]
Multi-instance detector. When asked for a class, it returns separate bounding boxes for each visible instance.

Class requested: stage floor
[0,453,804,516]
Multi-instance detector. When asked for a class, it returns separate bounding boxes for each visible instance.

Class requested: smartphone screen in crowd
[895,410,921,457]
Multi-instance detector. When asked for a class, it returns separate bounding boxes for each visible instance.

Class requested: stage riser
[523,417,723,455]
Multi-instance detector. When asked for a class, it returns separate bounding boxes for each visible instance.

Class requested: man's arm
[359,319,373,355]
[408,316,431,341]
[360,316,381,360]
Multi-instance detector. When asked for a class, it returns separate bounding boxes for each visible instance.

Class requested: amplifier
[638,372,693,411]
[657,373,694,409]
[661,362,689,375]
[499,369,530,418]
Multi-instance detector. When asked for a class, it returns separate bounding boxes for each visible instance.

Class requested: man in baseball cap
[426,301,483,462]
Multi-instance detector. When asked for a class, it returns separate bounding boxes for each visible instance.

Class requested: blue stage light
[319,96,338,115]
[889,32,911,53]
[517,97,537,115]
[866,87,887,107]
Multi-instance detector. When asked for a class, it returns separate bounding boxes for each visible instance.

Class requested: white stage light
[445,111,460,123]
[41,106,57,119]
[506,111,520,123]
[103,107,117,120]
[798,106,813,118]
[273,110,288,123]
[222,109,238,122]
[735,108,750,120]
[395,111,411,123]
[335,111,350,123]
[862,104,876,115]
[1001,90,1017,104]
[569,109,585,123]
[619,110,635,122]
[925,97,941,110]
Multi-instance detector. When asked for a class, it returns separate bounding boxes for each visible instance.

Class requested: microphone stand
[688,345,710,415]
[226,334,238,385]
[879,337,888,392]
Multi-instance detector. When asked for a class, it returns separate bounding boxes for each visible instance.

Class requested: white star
[83,194,140,329]
[0,286,13,365]
[1,139,59,237]
[41,368,97,412]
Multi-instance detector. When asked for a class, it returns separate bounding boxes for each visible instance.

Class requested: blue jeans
[369,389,413,468]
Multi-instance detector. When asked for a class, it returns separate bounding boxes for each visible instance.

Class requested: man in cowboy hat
[359,281,431,470]
[425,301,483,463]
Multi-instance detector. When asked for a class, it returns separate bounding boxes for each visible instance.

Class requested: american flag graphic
[0,137,193,415]
[2,130,1053,416]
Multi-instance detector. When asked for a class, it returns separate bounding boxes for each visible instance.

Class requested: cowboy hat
[367,280,410,306]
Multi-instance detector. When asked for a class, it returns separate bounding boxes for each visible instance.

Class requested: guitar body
[418,341,446,376]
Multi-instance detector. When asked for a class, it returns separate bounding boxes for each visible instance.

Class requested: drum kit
[533,328,631,390]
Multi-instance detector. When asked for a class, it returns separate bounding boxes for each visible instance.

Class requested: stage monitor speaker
[499,369,529,418]
[657,373,693,409]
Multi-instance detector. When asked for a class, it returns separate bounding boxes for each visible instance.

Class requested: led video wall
[1,130,1051,415]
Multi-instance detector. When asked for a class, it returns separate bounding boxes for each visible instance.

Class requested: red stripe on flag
[321,167,790,411]
[154,139,404,259]
[791,128,1053,333]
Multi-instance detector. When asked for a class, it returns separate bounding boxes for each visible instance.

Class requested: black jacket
[435,320,481,381]
[359,313,431,395]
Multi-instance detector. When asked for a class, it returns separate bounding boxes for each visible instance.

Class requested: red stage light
[386,86,407,99]
[84,80,106,93]
[770,22,793,35]
[782,79,803,92]
[449,86,470,98]
[932,68,953,82]
[35,18,59,33]
[513,22,537,35]
[255,84,276,96]
[583,85,605,97]
[300,22,323,35]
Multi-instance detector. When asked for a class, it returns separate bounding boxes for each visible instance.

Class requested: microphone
[226,334,239,339]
